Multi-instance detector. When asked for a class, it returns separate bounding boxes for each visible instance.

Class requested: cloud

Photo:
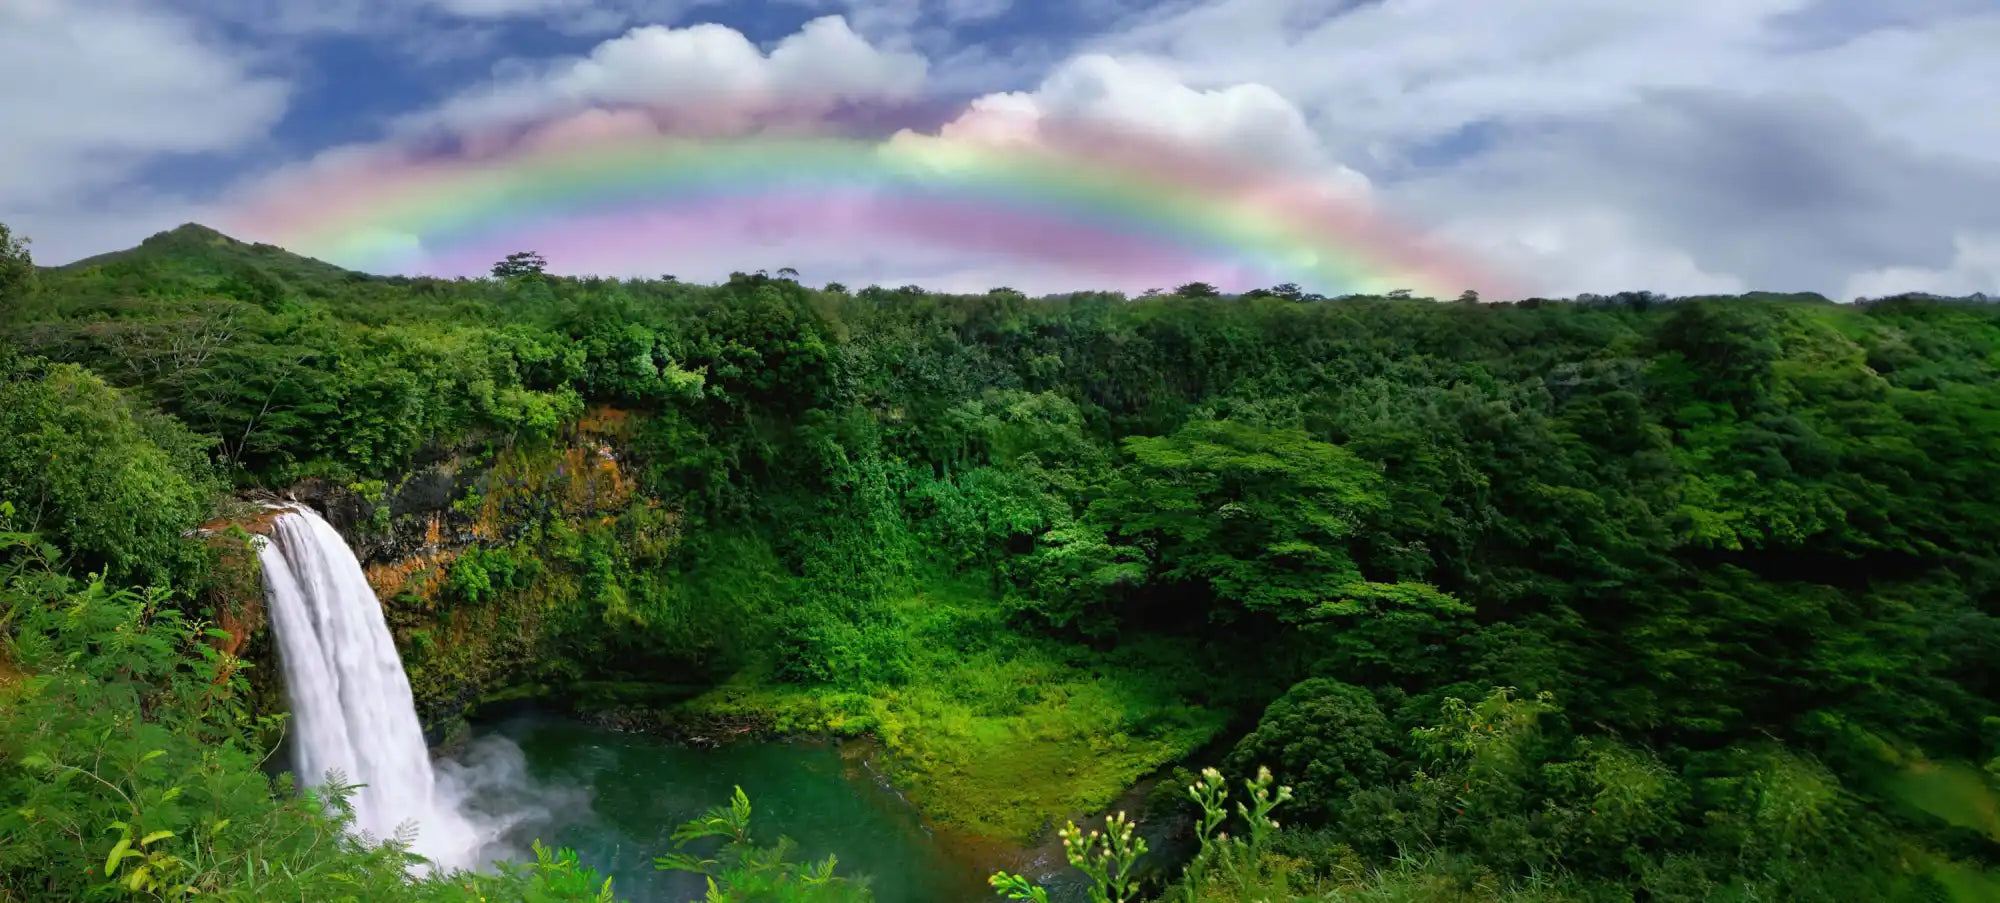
[1846,233,2000,299]
[0,1,287,262]
[800,0,1014,43]
[0,2,287,204]
[1388,88,2000,296]
[940,0,1013,23]
[182,0,708,36]
[817,0,926,39]
[412,15,928,135]
[1433,207,1749,299]
[1093,0,1817,164]
[782,0,1060,93]
[1762,10,2000,166]
[965,55,1337,172]
[1087,0,2000,296]
[896,53,1371,206]
[431,0,589,16]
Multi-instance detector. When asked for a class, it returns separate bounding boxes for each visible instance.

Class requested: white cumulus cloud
[955,54,1346,174]
[186,0,710,37]
[1846,233,2000,299]
[888,52,1372,213]
[1436,207,1749,299]
[1087,0,2000,297]
[0,1,287,262]
[413,15,928,135]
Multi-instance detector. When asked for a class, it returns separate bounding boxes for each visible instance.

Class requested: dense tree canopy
[3,223,1999,901]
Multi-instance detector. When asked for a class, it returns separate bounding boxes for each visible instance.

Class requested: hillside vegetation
[2,222,1999,900]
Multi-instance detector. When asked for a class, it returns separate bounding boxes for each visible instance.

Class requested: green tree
[1226,679,1396,820]
[1303,581,1475,685]
[0,357,217,582]
[492,251,549,279]
[1091,419,1387,621]
[1247,282,1305,301]
[0,222,33,301]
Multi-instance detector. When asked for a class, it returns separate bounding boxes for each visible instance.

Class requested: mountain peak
[162,222,227,239]
[137,222,237,250]
[51,223,365,286]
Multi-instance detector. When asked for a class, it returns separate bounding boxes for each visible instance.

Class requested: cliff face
[208,407,675,743]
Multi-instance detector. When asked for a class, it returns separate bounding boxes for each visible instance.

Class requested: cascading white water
[257,506,485,870]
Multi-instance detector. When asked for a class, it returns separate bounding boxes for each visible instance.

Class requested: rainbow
[227,106,1518,297]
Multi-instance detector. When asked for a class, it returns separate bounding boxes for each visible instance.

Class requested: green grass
[1929,860,2000,903]
[1884,759,2000,841]
[677,579,1231,844]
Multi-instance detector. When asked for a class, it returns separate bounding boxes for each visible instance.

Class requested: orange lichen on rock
[196,505,286,537]
[365,546,461,607]
[559,444,633,514]
[212,604,257,660]
[576,405,632,438]
[195,530,266,686]
[475,441,633,538]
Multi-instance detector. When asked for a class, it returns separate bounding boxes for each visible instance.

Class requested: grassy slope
[674,573,1232,844]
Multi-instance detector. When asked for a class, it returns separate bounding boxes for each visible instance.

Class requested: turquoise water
[468,713,996,902]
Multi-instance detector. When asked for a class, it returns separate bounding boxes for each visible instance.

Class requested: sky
[2,0,1997,299]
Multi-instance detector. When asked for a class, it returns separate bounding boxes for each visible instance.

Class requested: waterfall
[257,506,484,871]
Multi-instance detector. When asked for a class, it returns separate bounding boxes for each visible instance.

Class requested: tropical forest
[3,220,2000,903]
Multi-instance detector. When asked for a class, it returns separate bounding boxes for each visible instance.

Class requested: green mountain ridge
[36,223,2000,306]
[47,222,369,293]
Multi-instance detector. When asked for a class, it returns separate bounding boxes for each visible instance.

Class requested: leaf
[653,852,717,874]
[105,836,132,876]
[140,830,174,846]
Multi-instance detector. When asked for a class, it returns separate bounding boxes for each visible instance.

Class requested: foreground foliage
[0,519,486,901]
[656,785,873,902]
[0,516,863,901]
